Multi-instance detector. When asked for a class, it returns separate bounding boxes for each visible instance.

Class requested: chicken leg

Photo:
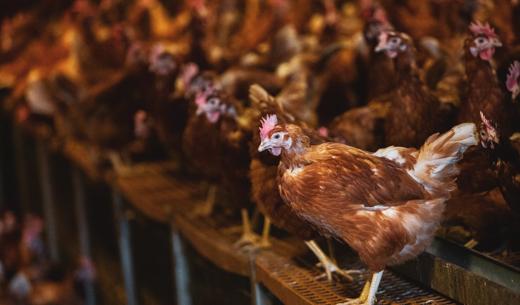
[464,238,478,249]
[192,185,217,217]
[108,151,132,176]
[337,271,383,305]
[234,209,260,248]
[305,240,361,282]
[258,217,271,248]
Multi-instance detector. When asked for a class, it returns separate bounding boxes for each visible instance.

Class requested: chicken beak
[258,140,270,152]
[196,106,204,115]
[513,87,520,100]
[374,43,386,52]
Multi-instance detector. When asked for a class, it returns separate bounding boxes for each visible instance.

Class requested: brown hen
[258,115,477,305]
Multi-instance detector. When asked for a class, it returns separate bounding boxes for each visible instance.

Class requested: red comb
[318,127,329,137]
[259,114,278,140]
[506,61,520,92]
[469,21,497,38]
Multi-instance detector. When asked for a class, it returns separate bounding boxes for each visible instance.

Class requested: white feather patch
[287,165,304,176]
[373,146,407,165]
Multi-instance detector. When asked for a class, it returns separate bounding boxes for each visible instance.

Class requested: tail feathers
[249,84,275,109]
[411,123,478,195]
[249,84,295,122]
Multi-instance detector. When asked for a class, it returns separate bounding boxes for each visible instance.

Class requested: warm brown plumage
[258,116,477,304]
[375,31,446,148]
[479,119,520,216]
[182,82,251,214]
[459,23,509,135]
[248,84,358,280]
[183,88,233,177]
[442,188,514,251]
[248,85,323,242]
[456,22,509,193]
[67,2,131,86]
[63,63,166,168]
[358,1,395,102]
[326,100,388,151]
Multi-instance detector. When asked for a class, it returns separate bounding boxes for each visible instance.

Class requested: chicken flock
[1,0,520,304]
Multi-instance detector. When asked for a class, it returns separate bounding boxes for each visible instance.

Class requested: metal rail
[72,167,96,305]
[36,140,60,262]
[171,225,192,305]
[112,190,138,305]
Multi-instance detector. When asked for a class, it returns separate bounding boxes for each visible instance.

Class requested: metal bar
[112,190,138,305]
[428,237,520,291]
[249,252,268,305]
[171,225,192,305]
[36,140,59,262]
[12,124,30,212]
[72,168,96,305]
[392,237,520,305]
[0,122,4,210]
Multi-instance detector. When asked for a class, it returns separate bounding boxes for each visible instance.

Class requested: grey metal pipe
[72,168,96,305]
[112,190,138,305]
[171,225,192,305]
[36,140,59,262]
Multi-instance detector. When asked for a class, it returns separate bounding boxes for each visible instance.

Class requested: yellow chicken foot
[192,185,217,217]
[258,217,271,249]
[305,240,361,282]
[108,151,132,176]
[464,238,479,249]
[337,278,371,305]
[337,271,383,305]
[234,209,260,248]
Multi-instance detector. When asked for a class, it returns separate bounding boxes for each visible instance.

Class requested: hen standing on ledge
[258,114,477,305]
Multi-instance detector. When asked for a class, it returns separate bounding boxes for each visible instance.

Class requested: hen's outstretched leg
[234,209,259,248]
[192,185,217,217]
[305,240,361,282]
[337,271,383,305]
[108,151,132,176]
[337,270,383,305]
[258,217,271,249]
[464,238,478,249]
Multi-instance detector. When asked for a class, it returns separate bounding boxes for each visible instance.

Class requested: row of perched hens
[4,0,520,296]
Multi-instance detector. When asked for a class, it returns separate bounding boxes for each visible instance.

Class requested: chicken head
[468,21,502,61]
[375,31,412,59]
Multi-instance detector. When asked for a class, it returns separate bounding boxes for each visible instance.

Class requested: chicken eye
[208,98,218,105]
[475,37,487,45]
[390,37,400,45]
[273,134,281,140]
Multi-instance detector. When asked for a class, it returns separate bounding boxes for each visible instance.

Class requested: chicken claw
[336,281,370,305]
[305,240,361,282]
[315,261,362,282]
[192,185,217,217]
[337,271,383,305]
[233,209,260,249]
[108,151,132,176]
[464,238,478,249]
[258,217,271,249]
